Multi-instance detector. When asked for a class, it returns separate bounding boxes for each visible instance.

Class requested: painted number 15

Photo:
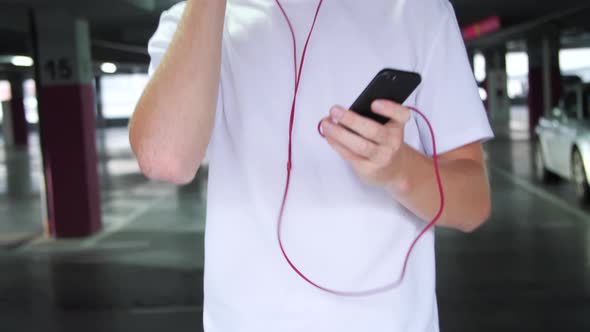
[44,58,73,81]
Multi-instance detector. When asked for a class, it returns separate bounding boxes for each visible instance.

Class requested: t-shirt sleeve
[147,2,186,77]
[414,2,494,156]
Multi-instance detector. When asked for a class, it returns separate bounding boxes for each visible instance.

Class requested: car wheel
[534,139,560,183]
[571,149,590,203]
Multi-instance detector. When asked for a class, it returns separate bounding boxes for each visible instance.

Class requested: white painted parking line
[36,241,150,253]
[489,165,589,222]
[131,305,203,315]
[81,188,174,248]
[94,240,151,250]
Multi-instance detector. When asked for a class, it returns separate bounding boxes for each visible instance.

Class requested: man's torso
[203,0,443,331]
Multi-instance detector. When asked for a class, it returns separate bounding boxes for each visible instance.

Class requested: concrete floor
[0,127,589,331]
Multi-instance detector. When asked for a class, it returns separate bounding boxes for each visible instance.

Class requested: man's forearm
[129,0,226,184]
[386,143,491,232]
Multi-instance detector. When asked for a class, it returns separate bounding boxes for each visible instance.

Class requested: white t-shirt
[148,0,493,331]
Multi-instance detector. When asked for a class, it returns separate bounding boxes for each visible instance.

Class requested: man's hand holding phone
[320,68,420,190]
[320,101,412,190]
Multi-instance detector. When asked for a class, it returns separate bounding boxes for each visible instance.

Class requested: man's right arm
[129,0,226,184]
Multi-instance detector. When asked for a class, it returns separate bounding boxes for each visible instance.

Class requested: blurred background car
[535,77,590,202]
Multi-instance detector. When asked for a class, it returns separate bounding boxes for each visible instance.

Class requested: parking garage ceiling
[452,0,589,26]
[0,0,589,63]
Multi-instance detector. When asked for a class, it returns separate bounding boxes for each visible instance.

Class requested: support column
[3,74,29,148]
[527,34,562,137]
[95,75,105,130]
[467,50,475,72]
[31,9,102,237]
[485,47,510,136]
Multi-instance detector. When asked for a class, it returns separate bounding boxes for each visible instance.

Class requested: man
[129,0,493,331]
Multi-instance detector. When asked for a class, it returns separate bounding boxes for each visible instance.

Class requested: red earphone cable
[275,0,445,297]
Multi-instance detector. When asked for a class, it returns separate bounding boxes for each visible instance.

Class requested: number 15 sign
[34,10,94,87]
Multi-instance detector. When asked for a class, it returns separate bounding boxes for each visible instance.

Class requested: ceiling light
[101,62,118,74]
[11,56,34,67]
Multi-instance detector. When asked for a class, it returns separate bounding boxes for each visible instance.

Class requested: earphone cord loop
[275,0,445,297]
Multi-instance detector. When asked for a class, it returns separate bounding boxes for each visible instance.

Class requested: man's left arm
[388,139,491,233]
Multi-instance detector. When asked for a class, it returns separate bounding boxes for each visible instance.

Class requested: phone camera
[383,72,397,81]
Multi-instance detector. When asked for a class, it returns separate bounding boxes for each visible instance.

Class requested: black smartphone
[350,68,422,124]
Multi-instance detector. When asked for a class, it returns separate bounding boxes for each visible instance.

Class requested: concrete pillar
[484,47,510,136]
[94,75,109,186]
[31,9,102,238]
[95,75,105,130]
[5,147,33,198]
[2,74,29,148]
[2,92,32,198]
[527,34,562,137]
[1,101,15,146]
[468,50,475,72]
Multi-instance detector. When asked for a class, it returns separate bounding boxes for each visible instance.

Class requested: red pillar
[32,9,102,238]
[8,75,29,148]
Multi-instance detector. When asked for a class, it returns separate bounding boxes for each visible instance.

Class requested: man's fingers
[321,120,379,159]
[329,106,391,144]
[371,100,411,126]
[325,137,364,163]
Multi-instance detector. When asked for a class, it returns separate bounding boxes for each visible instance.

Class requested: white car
[534,82,590,202]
